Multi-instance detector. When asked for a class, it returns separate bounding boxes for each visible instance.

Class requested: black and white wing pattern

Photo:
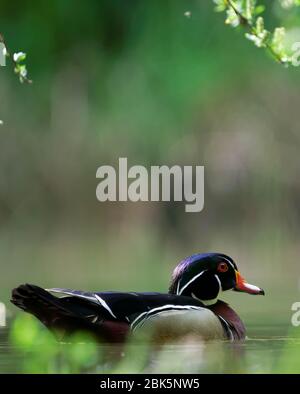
[48,288,206,330]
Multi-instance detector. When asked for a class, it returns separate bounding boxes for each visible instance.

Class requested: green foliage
[9,314,101,373]
[0,34,32,83]
[213,0,300,66]
[10,313,53,347]
[13,52,31,83]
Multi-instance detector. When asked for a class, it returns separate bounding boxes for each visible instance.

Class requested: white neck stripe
[178,269,207,295]
[214,274,222,292]
[176,279,181,295]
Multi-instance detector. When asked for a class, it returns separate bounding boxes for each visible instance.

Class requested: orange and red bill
[234,271,265,295]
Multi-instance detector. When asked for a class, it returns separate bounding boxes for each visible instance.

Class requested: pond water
[0,323,299,373]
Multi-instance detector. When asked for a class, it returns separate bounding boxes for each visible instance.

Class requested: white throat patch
[191,274,222,306]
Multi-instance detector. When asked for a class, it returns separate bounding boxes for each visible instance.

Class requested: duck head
[169,253,264,305]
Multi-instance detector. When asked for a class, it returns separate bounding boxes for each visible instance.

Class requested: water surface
[0,323,298,374]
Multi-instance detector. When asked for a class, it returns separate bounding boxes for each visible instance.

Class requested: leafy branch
[0,33,32,83]
[213,0,300,66]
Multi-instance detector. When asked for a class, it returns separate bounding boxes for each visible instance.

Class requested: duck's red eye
[217,262,228,273]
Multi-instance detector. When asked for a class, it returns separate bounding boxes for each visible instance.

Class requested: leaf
[256,16,264,34]
[13,51,26,63]
[245,0,256,21]
[254,5,265,15]
[213,0,227,12]
[225,7,241,27]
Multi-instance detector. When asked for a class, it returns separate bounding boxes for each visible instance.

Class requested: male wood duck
[11,253,264,342]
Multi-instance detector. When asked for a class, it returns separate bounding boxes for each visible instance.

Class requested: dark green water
[1,323,299,374]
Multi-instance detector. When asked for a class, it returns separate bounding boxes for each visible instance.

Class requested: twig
[226,0,285,64]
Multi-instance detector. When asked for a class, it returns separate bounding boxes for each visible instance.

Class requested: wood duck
[11,253,264,342]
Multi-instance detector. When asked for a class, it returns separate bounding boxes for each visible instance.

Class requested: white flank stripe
[218,315,234,342]
[131,304,203,331]
[94,294,117,319]
[134,306,204,331]
[142,304,202,316]
[131,311,148,328]
[178,270,207,295]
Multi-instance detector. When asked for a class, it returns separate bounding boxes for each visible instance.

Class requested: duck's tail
[10,284,128,342]
[11,284,90,338]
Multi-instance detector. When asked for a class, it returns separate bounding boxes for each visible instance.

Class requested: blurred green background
[0,0,300,336]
